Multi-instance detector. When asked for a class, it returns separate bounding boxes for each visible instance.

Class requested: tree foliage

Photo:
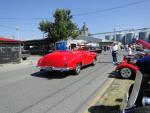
[39,9,79,43]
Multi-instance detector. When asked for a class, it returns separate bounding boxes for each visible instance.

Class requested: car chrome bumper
[39,66,72,71]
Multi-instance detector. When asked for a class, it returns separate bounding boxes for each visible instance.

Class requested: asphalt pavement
[0,51,123,113]
[0,55,41,73]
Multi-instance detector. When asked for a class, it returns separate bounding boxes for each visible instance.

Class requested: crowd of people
[110,42,145,65]
[68,41,148,66]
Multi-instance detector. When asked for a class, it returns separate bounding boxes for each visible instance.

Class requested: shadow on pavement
[108,70,135,80]
[116,98,123,103]
[88,105,120,113]
[101,53,111,55]
[82,64,93,69]
[31,64,94,79]
[31,71,72,79]
[97,61,112,64]
[108,70,122,79]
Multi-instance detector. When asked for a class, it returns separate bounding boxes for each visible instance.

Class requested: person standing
[111,43,119,64]
[128,45,132,55]
[124,44,128,52]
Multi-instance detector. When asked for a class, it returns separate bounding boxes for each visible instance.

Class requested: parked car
[116,54,140,79]
[116,40,150,79]
[37,50,97,75]
[87,47,102,55]
[116,53,150,79]
[120,56,150,113]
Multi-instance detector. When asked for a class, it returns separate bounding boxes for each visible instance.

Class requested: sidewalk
[84,51,134,113]
[0,55,41,73]
[83,72,134,113]
[88,78,133,113]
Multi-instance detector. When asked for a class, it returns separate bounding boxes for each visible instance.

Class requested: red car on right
[116,40,150,79]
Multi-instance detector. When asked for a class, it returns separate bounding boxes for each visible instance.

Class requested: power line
[0,25,39,32]
[0,25,16,31]
[0,22,39,24]
[73,0,149,16]
[0,17,49,20]
[0,0,149,20]
[90,27,150,36]
[0,0,149,34]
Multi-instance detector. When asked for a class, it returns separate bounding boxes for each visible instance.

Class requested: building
[23,38,51,55]
[0,37,21,64]
[78,22,102,43]
[139,31,150,42]
[76,35,102,43]
[105,35,112,40]
[99,40,114,51]
[124,32,135,44]
[116,33,124,43]
[80,22,89,36]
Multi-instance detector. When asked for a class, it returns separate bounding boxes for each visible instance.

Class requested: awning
[0,37,21,43]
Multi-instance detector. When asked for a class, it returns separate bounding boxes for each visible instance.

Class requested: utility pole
[16,28,20,40]
[124,32,126,45]
[16,27,21,63]
[114,28,116,42]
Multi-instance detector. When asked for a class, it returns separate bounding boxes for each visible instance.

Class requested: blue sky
[0,0,150,40]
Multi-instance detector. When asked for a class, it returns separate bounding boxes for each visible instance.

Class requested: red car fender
[68,51,96,69]
[37,57,43,66]
[67,53,83,69]
[116,62,139,73]
[71,59,82,69]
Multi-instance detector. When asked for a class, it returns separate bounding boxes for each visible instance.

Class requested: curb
[83,78,114,113]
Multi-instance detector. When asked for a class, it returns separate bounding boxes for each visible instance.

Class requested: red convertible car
[37,50,97,74]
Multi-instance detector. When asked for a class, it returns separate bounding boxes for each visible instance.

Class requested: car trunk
[39,51,71,68]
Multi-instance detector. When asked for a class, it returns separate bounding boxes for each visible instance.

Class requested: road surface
[0,53,120,113]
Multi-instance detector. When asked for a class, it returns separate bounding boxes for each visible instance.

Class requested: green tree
[39,9,79,43]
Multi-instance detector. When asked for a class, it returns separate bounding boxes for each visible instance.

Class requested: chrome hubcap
[120,68,132,78]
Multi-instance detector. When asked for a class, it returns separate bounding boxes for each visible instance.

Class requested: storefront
[99,41,114,51]
[0,37,21,64]
[23,38,52,55]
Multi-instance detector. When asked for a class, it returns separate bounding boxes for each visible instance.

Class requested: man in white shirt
[111,43,118,64]
[128,45,132,55]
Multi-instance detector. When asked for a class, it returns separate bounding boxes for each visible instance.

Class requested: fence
[0,43,21,64]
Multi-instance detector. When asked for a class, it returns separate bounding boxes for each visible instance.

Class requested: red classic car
[116,40,150,79]
[37,50,97,74]
[116,55,139,79]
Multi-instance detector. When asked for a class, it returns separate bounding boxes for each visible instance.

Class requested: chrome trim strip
[39,66,71,71]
